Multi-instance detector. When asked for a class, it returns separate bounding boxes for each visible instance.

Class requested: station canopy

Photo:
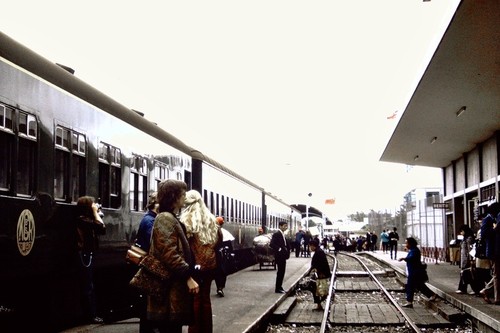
[380,0,500,168]
[291,204,332,225]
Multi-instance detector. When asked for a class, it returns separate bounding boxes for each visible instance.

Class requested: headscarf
[180,190,219,245]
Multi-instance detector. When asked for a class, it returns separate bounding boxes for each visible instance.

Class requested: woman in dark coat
[75,196,106,324]
[147,180,199,333]
[309,238,331,310]
[398,237,437,307]
[456,224,480,295]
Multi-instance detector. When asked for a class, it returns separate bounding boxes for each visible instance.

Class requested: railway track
[265,252,471,333]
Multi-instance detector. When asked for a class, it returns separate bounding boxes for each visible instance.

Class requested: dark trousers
[457,266,482,294]
[214,268,227,290]
[382,242,389,253]
[406,274,433,302]
[275,259,287,290]
[189,271,214,333]
[295,242,301,257]
[79,253,97,321]
[138,293,154,333]
[390,243,398,259]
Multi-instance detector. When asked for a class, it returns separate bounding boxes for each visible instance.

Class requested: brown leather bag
[129,254,171,298]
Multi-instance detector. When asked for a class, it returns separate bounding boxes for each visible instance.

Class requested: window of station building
[130,155,148,211]
[98,142,121,209]
[154,160,169,190]
[54,126,86,201]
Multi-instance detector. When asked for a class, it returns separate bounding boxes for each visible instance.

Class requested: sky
[2,0,461,220]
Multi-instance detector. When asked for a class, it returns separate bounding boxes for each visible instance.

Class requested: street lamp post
[306,193,312,230]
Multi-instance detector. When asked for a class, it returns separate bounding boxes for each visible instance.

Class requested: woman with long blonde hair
[180,190,221,333]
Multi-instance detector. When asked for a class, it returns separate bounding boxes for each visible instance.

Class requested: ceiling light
[456,106,466,117]
[430,137,437,144]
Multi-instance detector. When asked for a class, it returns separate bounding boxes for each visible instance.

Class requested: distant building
[404,188,445,248]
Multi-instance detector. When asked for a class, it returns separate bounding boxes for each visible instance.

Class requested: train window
[72,132,86,155]
[221,195,226,218]
[0,105,14,191]
[216,193,220,216]
[210,192,215,214]
[130,155,148,211]
[55,126,70,150]
[230,198,234,221]
[17,138,36,195]
[154,160,169,190]
[0,107,37,195]
[0,134,12,190]
[54,126,86,201]
[71,155,85,201]
[18,113,37,139]
[98,142,121,209]
[0,104,14,132]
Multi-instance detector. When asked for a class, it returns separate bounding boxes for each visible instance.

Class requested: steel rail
[319,253,337,333]
[341,252,421,333]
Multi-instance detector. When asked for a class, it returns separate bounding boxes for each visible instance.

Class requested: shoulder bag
[129,254,171,298]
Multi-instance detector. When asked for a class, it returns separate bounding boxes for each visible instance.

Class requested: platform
[61,256,311,333]
[61,250,500,333]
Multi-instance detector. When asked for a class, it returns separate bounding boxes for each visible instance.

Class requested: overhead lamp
[414,155,420,161]
[430,137,437,144]
[456,106,466,117]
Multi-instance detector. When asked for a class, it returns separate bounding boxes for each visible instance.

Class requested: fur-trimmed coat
[147,212,194,324]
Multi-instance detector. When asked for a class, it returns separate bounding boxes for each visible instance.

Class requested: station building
[380,0,499,255]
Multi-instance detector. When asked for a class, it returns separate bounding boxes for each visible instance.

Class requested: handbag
[129,255,171,298]
[125,244,147,266]
[474,239,487,259]
[217,246,236,275]
[315,278,329,297]
[420,261,429,282]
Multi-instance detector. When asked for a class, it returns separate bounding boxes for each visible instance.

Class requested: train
[0,32,302,332]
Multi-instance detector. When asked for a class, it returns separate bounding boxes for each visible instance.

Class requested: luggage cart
[252,234,276,270]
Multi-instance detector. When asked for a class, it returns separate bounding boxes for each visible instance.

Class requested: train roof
[190,149,300,212]
[0,31,193,157]
[0,31,302,213]
[190,148,264,191]
[380,0,500,168]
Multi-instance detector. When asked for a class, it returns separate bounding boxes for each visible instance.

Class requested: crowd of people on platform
[291,230,385,257]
